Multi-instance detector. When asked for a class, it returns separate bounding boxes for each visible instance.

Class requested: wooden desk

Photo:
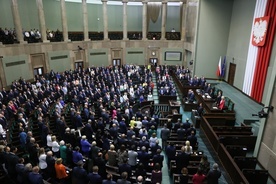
[169,100,181,113]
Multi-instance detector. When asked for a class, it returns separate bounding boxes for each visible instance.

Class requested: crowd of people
[0,27,64,44]
[0,64,222,184]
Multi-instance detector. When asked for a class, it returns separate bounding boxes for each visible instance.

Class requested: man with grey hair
[206,163,221,184]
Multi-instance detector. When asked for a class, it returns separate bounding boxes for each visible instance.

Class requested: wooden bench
[202,116,236,126]
[173,174,193,184]
[219,135,257,151]
[217,143,249,184]
[226,145,248,157]
[234,156,257,170]
[159,95,177,104]
[243,169,269,184]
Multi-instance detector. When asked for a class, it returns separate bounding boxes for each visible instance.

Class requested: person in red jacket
[218,96,225,110]
[192,168,206,184]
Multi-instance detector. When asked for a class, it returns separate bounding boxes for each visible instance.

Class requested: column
[142,1,147,40]
[181,2,188,41]
[60,0,70,42]
[36,0,49,43]
[102,0,109,40]
[161,1,167,40]
[82,0,90,41]
[11,0,26,44]
[123,0,128,40]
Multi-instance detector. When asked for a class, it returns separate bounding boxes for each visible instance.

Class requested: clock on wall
[252,16,270,47]
[152,51,156,56]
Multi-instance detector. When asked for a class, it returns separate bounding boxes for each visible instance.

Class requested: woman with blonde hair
[38,148,47,173]
[107,144,118,166]
[184,140,193,154]
[55,158,68,183]
[51,136,60,157]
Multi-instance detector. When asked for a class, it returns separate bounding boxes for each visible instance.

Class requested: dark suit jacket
[206,169,221,184]
[28,172,44,184]
[102,180,116,184]
[176,152,190,173]
[118,163,132,179]
[117,179,131,184]
[6,153,19,176]
[87,172,102,184]
[72,166,88,184]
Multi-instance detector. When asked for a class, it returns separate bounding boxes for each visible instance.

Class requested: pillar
[181,2,188,41]
[36,0,49,43]
[60,0,70,42]
[161,1,167,40]
[11,0,26,44]
[102,0,109,40]
[123,0,128,40]
[82,0,90,41]
[142,1,147,40]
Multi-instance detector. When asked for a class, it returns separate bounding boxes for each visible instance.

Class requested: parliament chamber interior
[0,0,276,184]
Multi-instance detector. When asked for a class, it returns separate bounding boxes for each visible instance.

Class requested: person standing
[160,124,170,150]
[206,163,221,184]
[55,158,68,184]
[192,168,206,184]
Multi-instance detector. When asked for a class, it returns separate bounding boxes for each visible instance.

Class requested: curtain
[147,2,161,23]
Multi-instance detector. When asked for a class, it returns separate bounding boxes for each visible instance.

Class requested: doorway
[112,59,121,66]
[228,62,236,85]
[75,61,84,70]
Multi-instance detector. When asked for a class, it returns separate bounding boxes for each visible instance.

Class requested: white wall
[195,0,233,78]
[226,0,256,90]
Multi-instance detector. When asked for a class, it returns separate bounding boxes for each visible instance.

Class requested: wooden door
[30,53,46,78]
[228,63,236,85]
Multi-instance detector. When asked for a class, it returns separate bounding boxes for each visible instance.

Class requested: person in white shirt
[149,133,158,148]
[135,118,142,129]
[147,92,153,101]
[38,148,47,171]
[51,136,60,157]
[47,132,53,148]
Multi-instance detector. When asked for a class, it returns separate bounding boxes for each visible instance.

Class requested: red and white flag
[216,56,222,77]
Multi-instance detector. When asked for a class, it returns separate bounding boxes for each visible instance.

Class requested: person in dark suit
[160,124,170,150]
[183,118,191,130]
[74,111,83,129]
[138,136,149,151]
[196,103,204,117]
[166,142,176,167]
[117,172,131,184]
[28,166,44,184]
[88,166,102,184]
[118,159,132,180]
[206,163,221,184]
[5,146,19,180]
[177,125,186,140]
[152,149,164,168]
[84,120,94,142]
[173,119,181,132]
[72,160,88,184]
[137,146,150,167]
[176,147,190,173]
[187,131,197,149]
[16,157,25,184]
[102,173,116,184]
[45,151,56,181]
[94,152,107,179]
